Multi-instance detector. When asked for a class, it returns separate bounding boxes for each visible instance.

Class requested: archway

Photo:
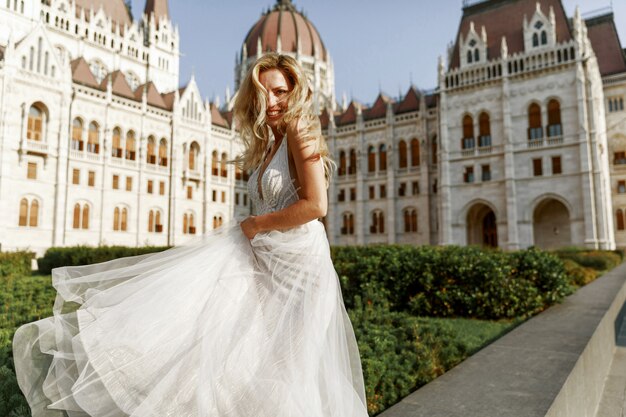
[466,203,498,247]
[533,198,571,249]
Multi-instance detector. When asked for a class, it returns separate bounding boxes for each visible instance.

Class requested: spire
[144,0,169,22]
[274,0,296,12]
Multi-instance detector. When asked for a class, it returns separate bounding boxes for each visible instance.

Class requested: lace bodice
[248,137,300,215]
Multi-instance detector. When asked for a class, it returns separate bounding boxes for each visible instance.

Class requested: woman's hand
[240,216,260,239]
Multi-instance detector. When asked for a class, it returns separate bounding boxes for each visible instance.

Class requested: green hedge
[554,249,622,272]
[37,245,170,274]
[332,245,571,320]
[0,252,34,278]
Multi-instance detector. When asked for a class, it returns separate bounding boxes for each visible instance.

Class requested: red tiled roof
[319,108,331,129]
[395,86,421,114]
[75,0,131,31]
[425,93,439,109]
[144,0,169,22]
[161,91,176,110]
[210,104,230,129]
[134,82,168,109]
[335,101,359,126]
[70,57,101,89]
[243,0,327,60]
[364,94,393,121]
[586,13,626,77]
[101,70,135,100]
[449,0,572,69]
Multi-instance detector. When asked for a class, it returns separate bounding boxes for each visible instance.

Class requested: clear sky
[130,0,626,106]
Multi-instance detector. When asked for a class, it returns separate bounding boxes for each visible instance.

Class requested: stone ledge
[379,262,626,417]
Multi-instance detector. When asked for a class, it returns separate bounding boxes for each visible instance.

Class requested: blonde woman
[13,53,368,417]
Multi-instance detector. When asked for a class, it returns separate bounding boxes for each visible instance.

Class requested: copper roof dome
[243,0,327,60]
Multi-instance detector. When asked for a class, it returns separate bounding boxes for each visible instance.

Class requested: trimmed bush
[0,252,34,278]
[37,245,170,275]
[554,249,622,271]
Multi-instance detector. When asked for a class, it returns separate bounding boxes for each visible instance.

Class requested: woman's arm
[240,120,327,239]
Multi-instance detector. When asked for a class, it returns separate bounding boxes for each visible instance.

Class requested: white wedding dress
[13,136,368,417]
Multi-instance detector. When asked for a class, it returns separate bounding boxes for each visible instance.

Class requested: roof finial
[274,0,296,11]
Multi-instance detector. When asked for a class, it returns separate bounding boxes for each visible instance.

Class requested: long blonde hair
[233,53,334,186]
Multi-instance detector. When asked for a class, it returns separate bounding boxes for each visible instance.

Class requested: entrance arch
[533,198,571,249]
[466,203,498,247]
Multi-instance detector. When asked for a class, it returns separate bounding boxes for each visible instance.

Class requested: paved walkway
[595,315,626,417]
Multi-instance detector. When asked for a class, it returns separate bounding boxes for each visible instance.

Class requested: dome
[243,0,327,60]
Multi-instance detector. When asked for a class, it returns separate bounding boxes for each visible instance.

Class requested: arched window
[341,212,354,235]
[19,198,28,226]
[379,144,387,172]
[462,115,475,149]
[404,208,418,233]
[121,208,128,231]
[113,207,120,231]
[474,48,479,62]
[478,112,491,147]
[189,142,200,171]
[410,139,420,167]
[73,203,80,229]
[125,131,136,160]
[532,33,539,47]
[235,165,243,181]
[349,149,357,175]
[112,127,122,158]
[158,138,168,166]
[398,140,407,169]
[189,213,196,234]
[146,136,156,164]
[617,209,625,231]
[183,213,188,234]
[467,50,473,64]
[371,210,385,234]
[71,118,83,151]
[367,146,375,173]
[221,152,228,177]
[339,150,347,176]
[547,99,562,137]
[541,31,547,45]
[431,136,438,165]
[155,211,162,233]
[87,122,99,153]
[27,104,44,141]
[528,103,543,140]
[213,215,224,229]
[29,200,39,227]
[148,210,155,232]
[211,151,219,176]
[82,204,89,229]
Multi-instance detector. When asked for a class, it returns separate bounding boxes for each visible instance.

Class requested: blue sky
[130,0,625,106]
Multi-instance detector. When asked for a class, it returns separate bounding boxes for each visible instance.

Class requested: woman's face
[259,68,292,130]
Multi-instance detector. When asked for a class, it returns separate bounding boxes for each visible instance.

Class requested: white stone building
[0,0,249,255]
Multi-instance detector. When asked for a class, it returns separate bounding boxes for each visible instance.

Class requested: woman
[13,53,368,417]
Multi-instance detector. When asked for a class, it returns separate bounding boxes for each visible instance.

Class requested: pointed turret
[144,0,169,23]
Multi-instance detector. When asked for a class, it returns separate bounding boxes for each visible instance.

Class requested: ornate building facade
[0,0,249,255]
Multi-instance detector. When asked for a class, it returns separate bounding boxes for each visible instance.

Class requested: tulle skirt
[13,220,368,417]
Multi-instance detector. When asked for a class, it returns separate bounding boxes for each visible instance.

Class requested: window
[88,171,95,187]
[533,158,543,176]
[27,105,44,141]
[481,164,491,181]
[244,194,248,206]
[398,141,407,169]
[478,112,491,147]
[551,156,562,175]
[148,210,163,233]
[72,118,83,151]
[126,176,132,191]
[221,152,228,177]
[369,186,375,199]
[528,103,543,140]
[183,212,196,234]
[212,151,219,176]
[221,191,226,203]
[410,139,420,167]
[125,131,136,160]
[112,174,119,189]
[187,185,193,199]
[72,203,89,229]
[212,215,224,229]
[380,184,387,198]
[147,180,154,194]
[463,166,474,183]
[27,162,37,179]
[379,144,387,171]
[349,149,357,175]
[112,128,122,158]
[615,152,626,165]
[338,189,345,202]
[462,115,474,149]
[617,209,625,231]
[113,207,128,231]
[404,208,417,233]
[212,190,217,202]
[398,182,406,197]
[619,181,626,194]
[18,197,39,227]
[235,193,240,205]
[72,168,80,185]
[370,210,385,234]
[187,142,199,171]
[367,146,375,172]
[158,139,168,166]
[159,181,165,195]
[339,150,347,176]
[147,136,156,164]
[547,100,562,137]
[87,122,99,153]
[341,212,354,235]
[412,181,419,195]
[350,187,356,201]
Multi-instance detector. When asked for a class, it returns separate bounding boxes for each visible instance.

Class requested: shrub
[37,245,170,274]
[561,259,599,287]
[554,249,622,271]
[0,252,34,278]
